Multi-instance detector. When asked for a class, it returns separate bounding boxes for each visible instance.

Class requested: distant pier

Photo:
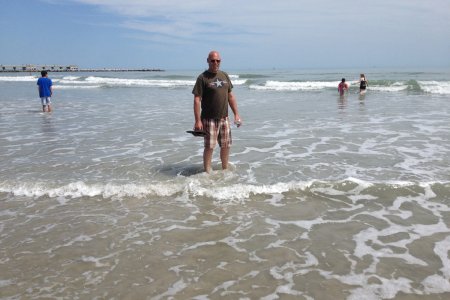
[0,64,164,72]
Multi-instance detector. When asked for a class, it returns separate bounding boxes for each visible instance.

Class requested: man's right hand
[194,120,203,131]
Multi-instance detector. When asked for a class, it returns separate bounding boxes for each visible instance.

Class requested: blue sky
[1,0,449,70]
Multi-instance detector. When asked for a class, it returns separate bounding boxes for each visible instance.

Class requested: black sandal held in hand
[186,130,207,137]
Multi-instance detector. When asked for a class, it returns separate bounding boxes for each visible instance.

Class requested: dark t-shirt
[192,70,233,119]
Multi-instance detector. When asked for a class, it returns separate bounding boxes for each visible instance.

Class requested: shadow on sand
[157,164,205,177]
[157,162,236,177]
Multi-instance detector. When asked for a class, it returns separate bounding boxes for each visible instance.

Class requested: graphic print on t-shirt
[209,78,228,89]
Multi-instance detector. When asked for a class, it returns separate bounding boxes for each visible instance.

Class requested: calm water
[1,69,450,299]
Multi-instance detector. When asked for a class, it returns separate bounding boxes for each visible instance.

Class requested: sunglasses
[209,59,221,63]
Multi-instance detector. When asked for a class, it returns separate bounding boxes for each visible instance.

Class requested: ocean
[1,68,450,299]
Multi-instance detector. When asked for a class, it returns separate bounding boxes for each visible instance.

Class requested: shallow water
[1,69,450,299]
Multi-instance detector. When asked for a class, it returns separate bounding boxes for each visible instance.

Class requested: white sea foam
[250,80,339,91]
[152,279,188,300]
[81,255,110,268]
[1,179,446,201]
[418,80,450,94]
[0,279,15,288]
[247,79,449,94]
[54,85,102,89]
[58,79,87,84]
[84,76,195,87]
[0,76,37,82]
[61,76,81,80]
[2,74,447,94]
[231,79,247,85]
[422,235,450,293]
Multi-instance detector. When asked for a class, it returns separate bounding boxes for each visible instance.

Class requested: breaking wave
[1,74,449,94]
[1,178,449,201]
[248,79,450,93]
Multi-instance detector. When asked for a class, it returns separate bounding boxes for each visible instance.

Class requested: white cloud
[55,0,450,68]
[67,0,450,38]
[71,0,216,17]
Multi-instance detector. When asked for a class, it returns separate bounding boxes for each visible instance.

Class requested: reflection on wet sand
[41,114,56,135]
[338,95,347,109]
[359,91,366,102]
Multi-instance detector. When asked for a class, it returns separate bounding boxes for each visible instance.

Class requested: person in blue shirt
[37,70,53,112]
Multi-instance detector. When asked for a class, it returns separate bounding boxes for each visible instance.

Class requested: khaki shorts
[203,118,232,149]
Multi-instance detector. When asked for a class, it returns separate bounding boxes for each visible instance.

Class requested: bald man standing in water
[192,51,242,173]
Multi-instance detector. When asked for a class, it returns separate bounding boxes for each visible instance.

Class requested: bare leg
[42,105,46,112]
[220,147,230,170]
[47,105,52,112]
[203,148,214,173]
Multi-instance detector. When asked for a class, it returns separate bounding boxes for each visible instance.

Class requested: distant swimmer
[37,70,53,112]
[338,78,349,96]
[359,73,368,93]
